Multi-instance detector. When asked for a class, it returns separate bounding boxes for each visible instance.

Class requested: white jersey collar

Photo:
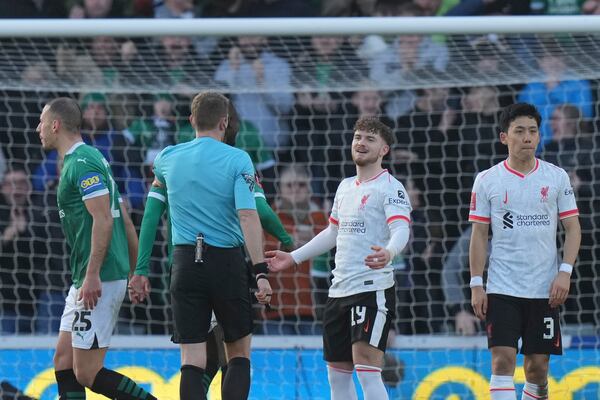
[65,141,85,155]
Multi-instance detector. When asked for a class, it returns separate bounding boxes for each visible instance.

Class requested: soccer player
[37,97,156,400]
[149,91,271,400]
[469,103,581,400]
[129,100,293,395]
[267,117,411,400]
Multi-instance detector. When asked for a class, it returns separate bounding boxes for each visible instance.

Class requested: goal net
[0,16,599,399]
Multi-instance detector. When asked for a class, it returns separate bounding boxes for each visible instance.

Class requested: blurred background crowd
[0,0,599,339]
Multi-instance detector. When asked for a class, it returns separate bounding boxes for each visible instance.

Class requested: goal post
[0,16,599,400]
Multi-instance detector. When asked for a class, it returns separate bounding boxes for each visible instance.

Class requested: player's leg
[210,247,253,400]
[519,299,561,400]
[487,294,523,400]
[54,286,86,400]
[323,296,358,400]
[171,246,214,400]
[349,287,395,400]
[203,322,227,395]
[222,334,251,400]
[71,280,157,400]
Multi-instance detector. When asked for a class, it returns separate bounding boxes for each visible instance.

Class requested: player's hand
[255,278,272,305]
[455,310,479,336]
[129,274,151,304]
[79,274,102,310]
[470,286,487,321]
[265,250,296,272]
[549,271,570,308]
[364,246,391,269]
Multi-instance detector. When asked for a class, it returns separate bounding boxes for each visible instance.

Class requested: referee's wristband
[559,263,573,275]
[253,262,269,276]
[469,276,484,288]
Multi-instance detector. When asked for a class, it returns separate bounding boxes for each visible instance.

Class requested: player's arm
[469,222,489,321]
[254,189,294,250]
[549,216,581,308]
[81,193,113,310]
[235,154,271,304]
[120,199,139,276]
[129,181,166,303]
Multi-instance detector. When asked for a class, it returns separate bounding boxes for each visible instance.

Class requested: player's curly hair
[353,116,394,147]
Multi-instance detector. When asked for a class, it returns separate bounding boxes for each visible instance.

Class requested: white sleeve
[385,222,410,259]
[291,224,338,264]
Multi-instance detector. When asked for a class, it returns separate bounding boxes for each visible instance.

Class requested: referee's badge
[242,173,255,192]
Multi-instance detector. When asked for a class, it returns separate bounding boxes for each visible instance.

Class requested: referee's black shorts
[170,244,253,344]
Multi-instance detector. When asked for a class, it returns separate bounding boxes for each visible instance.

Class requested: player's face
[351,130,388,166]
[37,105,57,150]
[500,116,540,160]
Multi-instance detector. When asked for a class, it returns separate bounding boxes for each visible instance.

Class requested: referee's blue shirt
[153,136,257,247]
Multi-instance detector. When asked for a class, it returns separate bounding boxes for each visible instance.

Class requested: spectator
[124,94,193,171]
[320,0,377,16]
[0,0,66,18]
[445,0,530,15]
[68,0,127,18]
[215,36,294,149]
[582,0,600,13]
[441,225,483,335]
[262,166,330,334]
[517,53,593,147]
[369,7,449,120]
[0,169,36,334]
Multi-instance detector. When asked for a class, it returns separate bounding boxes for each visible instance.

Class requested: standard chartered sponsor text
[516,214,550,226]
[339,220,367,234]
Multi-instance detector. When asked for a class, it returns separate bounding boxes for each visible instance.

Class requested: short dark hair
[499,103,541,133]
[47,97,82,133]
[223,100,240,146]
[353,117,394,147]
[190,91,229,131]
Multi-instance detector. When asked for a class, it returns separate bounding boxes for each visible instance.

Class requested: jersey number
[73,311,92,332]
[543,317,554,339]
[351,306,367,326]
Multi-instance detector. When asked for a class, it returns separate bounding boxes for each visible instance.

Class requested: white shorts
[59,280,127,350]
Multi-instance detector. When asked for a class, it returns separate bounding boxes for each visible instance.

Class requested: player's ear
[499,131,508,145]
[381,144,390,158]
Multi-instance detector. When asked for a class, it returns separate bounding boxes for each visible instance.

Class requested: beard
[352,151,379,166]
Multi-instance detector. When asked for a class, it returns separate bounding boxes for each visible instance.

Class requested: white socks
[355,364,388,400]
[490,375,516,400]
[327,365,357,400]
[521,381,548,399]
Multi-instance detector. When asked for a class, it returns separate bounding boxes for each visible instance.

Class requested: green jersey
[57,142,130,288]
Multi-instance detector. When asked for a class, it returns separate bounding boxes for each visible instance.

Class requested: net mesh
[0,28,599,398]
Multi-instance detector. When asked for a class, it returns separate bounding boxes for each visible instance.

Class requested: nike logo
[503,190,508,204]
[363,319,370,333]
[554,331,560,348]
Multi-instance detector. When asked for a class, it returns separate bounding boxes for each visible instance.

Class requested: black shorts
[170,245,253,344]
[322,286,395,362]
[486,294,562,355]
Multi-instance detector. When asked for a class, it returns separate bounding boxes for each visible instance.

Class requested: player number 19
[351,306,366,326]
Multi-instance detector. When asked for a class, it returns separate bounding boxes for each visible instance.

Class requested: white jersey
[328,170,412,298]
[469,159,578,298]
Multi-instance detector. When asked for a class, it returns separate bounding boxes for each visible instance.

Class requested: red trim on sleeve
[469,215,491,223]
[329,216,339,225]
[559,209,579,219]
[386,215,410,224]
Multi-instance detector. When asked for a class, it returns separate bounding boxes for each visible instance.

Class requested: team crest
[359,194,370,211]
[540,186,549,203]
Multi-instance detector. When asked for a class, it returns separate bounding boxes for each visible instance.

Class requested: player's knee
[491,354,515,375]
[352,341,383,368]
[225,335,251,360]
[53,348,72,370]
[524,360,549,383]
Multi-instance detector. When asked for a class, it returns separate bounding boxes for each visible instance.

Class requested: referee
[152,91,272,400]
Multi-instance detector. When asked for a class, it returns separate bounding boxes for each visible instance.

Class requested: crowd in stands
[1,0,599,336]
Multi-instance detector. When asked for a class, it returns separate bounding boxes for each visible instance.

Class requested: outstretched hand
[265,250,296,272]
